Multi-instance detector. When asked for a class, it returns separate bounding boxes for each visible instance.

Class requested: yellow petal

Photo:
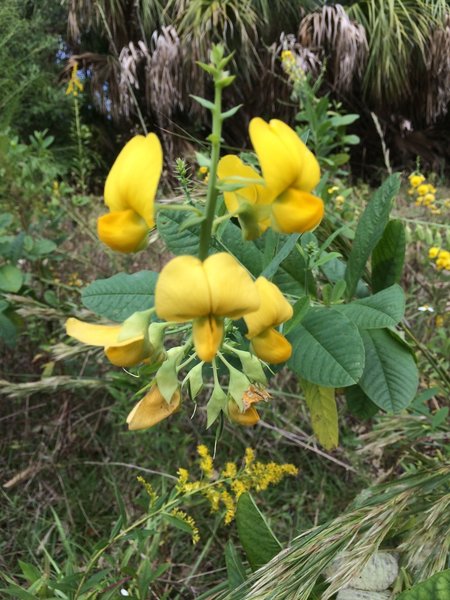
[271,189,324,234]
[105,336,146,367]
[244,278,293,338]
[193,316,224,362]
[97,209,149,253]
[127,385,180,430]
[268,120,320,192]
[217,155,260,213]
[155,256,211,321]
[66,318,122,347]
[104,133,162,225]
[203,253,260,318]
[228,400,260,426]
[251,328,292,364]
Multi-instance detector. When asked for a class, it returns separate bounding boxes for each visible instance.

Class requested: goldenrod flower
[243,277,293,363]
[155,253,260,361]
[127,385,180,430]
[66,311,156,367]
[66,62,84,96]
[97,134,162,253]
[218,118,324,238]
[408,174,425,187]
[197,445,214,479]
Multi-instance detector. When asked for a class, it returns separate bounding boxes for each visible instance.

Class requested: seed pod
[425,227,433,245]
[434,231,442,247]
[405,224,412,243]
[415,224,425,241]
[445,229,450,246]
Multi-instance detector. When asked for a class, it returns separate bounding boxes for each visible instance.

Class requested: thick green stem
[198,85,223,260]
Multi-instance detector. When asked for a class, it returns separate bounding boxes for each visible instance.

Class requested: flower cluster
[408,172,440,215]
[66,62,84,97]
[429,247,450,271]
[66,98,324,432]
[281,49,306,86]
[176,446,298,525]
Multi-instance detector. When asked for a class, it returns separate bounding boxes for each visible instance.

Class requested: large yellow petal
[104,133,162,225]
[66,318,122,347]
[271,189,324,234]
[155,256,211,321]
[217,155,260,213]
[105,336,146,367]
[97,209,149,253]
[251,328,292,364]
[127,386,180,430]
[244,278,293,338]
[268,120,320,192]
[249,117,301,198]
[228,401,260,426]
[192,316,224,362]
[203,253,260,318]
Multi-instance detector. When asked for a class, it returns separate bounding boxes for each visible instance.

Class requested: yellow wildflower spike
[126,385,180,430]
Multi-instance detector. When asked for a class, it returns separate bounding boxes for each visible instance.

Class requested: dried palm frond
[223,458,450,599]
[298,5,368,94]
[423,14,450,124]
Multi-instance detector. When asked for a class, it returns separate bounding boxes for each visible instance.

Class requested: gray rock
[336,590,391,600]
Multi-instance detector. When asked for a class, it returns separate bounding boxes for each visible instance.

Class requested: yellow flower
[228,385,271,426]
[199,165,208,175]
[243,277,293,363]
[197,445,214,479]
[97,134,162,253]
[435,315,444,328]
[417,184,429,196]
[436,249,450,270]
[65,311,157,367]
[218,118,324,239]
[126,385,180,430]
[429,247,440,259]
[155,253,260,362]
[408,174,425,187]
[66,62,84,96]
[423,193,435,205]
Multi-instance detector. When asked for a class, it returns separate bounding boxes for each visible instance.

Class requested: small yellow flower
[335,195,345,204]
[417,184,429,196]
[199,165,208,175]
[244,277,293,363]
[66,62,84,96]
[408,174,425,187]
[281,50,294,61]
[66,311,156,367]
[155,253,260,362]
[197,445,214,479]
[97,134,162,253]
[126,385,180,430]
[444,199,450,208]
[429,247,440,259]
[170,509,200,544]
[327,186,339,194]
[423,193,435,205]
[218,118,324,239]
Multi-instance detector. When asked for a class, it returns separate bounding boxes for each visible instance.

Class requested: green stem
[198,84,223,260]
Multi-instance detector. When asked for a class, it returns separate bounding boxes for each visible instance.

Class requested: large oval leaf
[358,329,418,412]
[288,307,365,387]
[333,284,405,329]
[81,271,158,321]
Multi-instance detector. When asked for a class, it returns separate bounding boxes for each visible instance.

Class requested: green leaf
[301,380,338,450]
[284,296,310,334]
[190,95,215,111]
[260,234,300,280]
[372,219,406,292]
[236,493,282,570]
[322,257,369,298]
[358,329,419,412]
[81,271,158,322]
[29,238,57,256]
[225,541,247,591]
[157,210,201,255]
[333,284,405,329]
[1,585,39,600]
[221,105,242,119]
[0,312,17,346]
[0,264,23,292]
[345,385,379,419]
[288,307,365,387]
[163,514,195,535]
[345,174,400,299]
[397,569,450,600]
[329,114,360,127]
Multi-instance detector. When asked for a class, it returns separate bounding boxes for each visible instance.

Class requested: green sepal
[188,362,204,401]
[156,347,183,403]
[117,309,153,342]
[227,366,251,411]
[232,348,267,385]
[207,383,228,428]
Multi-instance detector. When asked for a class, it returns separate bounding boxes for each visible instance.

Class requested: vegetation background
[0,0,449,598]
